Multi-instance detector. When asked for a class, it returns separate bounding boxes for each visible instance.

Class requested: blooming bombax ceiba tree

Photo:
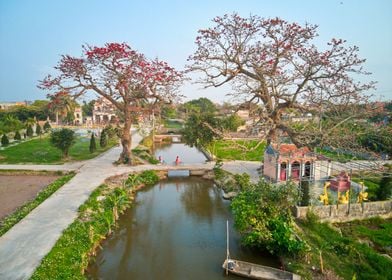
[39,43,183,164]
[188,14,376,150]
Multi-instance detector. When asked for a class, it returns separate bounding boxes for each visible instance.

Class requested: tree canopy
[188,14,375,149]
[183,97,217,114]
[39,43,183,163]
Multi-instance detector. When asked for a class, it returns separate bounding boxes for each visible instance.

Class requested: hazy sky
[0,0,391,103]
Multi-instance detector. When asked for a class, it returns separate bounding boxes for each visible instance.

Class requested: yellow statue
[319,182,330,205]
[357,181,368,203]
[338,190,350,204]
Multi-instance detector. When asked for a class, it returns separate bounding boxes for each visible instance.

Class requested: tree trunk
[56,111,59,125]
[119,117,132,164]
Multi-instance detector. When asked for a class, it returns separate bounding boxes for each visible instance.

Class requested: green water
[87,177,278,279]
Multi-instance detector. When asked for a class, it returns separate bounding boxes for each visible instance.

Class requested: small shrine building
[329,171,351,191]
[263,143,318,182]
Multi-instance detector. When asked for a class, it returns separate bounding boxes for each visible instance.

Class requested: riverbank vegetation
[31,170,160,279]
[231,180,306,256]
[0,172,75,236]
[287,215,392,279]
[132,134,160,164]
[214,164,392,279]
[0,135,117,164]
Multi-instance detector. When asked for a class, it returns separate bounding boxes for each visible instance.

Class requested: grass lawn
[210,139,266,161]
[337,218,392,251]
[0,136,118,164]
[315,147,357,162]
[164,119,183,129]
[287,217,392,279]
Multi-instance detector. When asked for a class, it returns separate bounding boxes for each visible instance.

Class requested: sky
[0,0,391,104]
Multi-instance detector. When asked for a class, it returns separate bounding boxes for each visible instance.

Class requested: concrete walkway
[221,160,262,183]
[0,129,144,280]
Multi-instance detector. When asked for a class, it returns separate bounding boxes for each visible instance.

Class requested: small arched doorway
[304,161,311,178]
[280,162,287,181]
[292,161,300,180]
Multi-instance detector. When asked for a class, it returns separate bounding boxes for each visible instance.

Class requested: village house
[73,107,83,125]
[92,97,117,124]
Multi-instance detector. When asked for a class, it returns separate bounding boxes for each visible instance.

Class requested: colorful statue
[357,181,368,203]
[338,190,350,204]
[319,182,330,205]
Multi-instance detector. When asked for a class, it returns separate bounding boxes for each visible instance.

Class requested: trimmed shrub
[26,125,34,137]
[43,121,51,132]
[300,180,310,206]
[1,134,9,146]
[14,130,21,141]
[100,129,108,148]
[36,124,42,136]
[89,133,97,153]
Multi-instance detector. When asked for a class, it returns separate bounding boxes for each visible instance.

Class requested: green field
[210,139,266,161]
[0,136,118,164]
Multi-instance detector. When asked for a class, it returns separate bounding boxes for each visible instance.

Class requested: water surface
[154,143,207,165]
[87,177,278,279]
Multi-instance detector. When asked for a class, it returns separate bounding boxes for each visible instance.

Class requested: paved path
[221,160,262,183]
[0,129,144,280]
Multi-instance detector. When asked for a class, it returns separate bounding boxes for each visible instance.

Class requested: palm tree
[47,91,76,125]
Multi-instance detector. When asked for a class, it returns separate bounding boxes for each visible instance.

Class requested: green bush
[231,180,305,256]
[138,170,160,185]
[14,131,21,141]
[36,124,42,136]
[300,180,310,206]
[125,170,159,188]
[377,169,392,200]
[233,173,251,190]
[100,129,108,148]
[50,128,76,158]
[43,121,51,132]
[26,125,34,137]
[1,134,9,146]
[89,133,96,153]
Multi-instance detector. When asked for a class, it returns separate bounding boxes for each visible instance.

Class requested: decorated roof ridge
[265,143,312,156]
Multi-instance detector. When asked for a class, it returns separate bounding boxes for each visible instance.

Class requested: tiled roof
[273,144,310,155]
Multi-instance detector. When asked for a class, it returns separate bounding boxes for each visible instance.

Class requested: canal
[153,142,207,165]
[87,142,278,279]
[87,177,278,279]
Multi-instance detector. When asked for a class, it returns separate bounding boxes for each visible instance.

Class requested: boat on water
[223,220,301,280]
[222,259,301,280]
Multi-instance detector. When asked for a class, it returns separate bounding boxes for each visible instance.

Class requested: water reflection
[87,178,278,280]
[154,143,207,164]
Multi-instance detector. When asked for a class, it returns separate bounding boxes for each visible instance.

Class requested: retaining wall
[294,200,392,222]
